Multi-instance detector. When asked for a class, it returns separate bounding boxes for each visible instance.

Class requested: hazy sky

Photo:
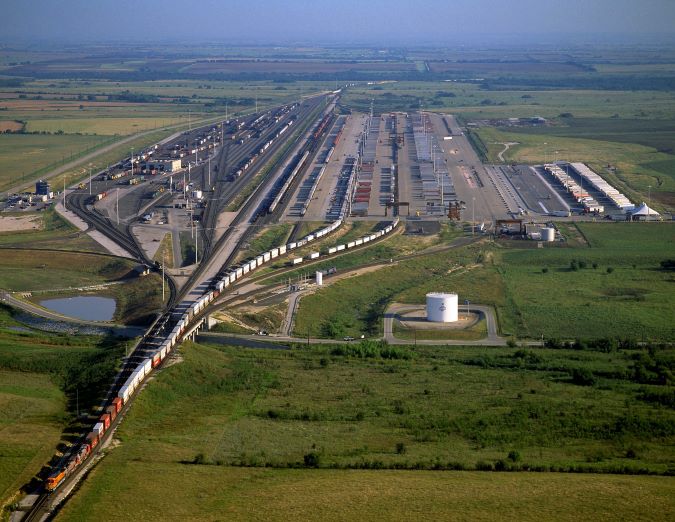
[3,0,675,44]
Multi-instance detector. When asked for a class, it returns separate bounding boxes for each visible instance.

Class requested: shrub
[571,368,596,386]
[542,267,549,273]
[607,267,614,274]
[508,450,521,462]
[303,452,321,468]
[396,442,407,454]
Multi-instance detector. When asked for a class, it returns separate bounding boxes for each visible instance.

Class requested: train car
[288,242,297,250]
[86,431,99,450]
[309,252,320,259]
[328,247,337,254]
[46,469,66,491]
[106,404,118,422]
[347,241,356,248]
[279,245,287,255]
[112,397,123,413]
[99,413,111,430]
[263,252,271,262]
[336,244,346,251]
[119,384,132,403]
[152,352,161,368]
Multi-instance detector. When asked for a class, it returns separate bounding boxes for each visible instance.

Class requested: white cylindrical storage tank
[426,292,458,323]
[316,271,323,286]
[542,228,555,242]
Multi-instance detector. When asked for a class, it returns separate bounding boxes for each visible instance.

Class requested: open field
[55,465,675,521]
[24,117,183,136]
[0,369,64,512]
[0,134,105,191]
[0,209,103,252]
[0,305,125,513]
[341,82,675,120]
[0,250,135,292]
[53,341,675,520]
[293,223,675,341]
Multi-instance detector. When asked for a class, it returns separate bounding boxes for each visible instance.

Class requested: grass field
[53,341,675,520]
[0,134,104,191]
[0,250,134,292]
[0,306,125,514]
[24,117,182,136]
[293,222,675,341]
[0,209,103,252]
[0,369,64,512]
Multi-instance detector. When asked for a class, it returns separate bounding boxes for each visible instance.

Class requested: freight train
[44,215,400,493]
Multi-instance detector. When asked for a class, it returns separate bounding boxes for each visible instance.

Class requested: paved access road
[383,303,505,346]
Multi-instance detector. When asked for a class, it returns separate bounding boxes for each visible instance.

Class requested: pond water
[40,296,116,322]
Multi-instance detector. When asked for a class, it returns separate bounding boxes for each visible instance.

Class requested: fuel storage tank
[426,292,458,323]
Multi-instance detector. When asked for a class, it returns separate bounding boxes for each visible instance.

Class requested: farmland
[0,134,104,191]
[53,341,675,520]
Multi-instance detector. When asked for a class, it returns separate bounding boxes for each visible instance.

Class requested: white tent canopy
[631,202,660,216]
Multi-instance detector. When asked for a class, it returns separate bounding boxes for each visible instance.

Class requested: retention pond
[40,296,116,322]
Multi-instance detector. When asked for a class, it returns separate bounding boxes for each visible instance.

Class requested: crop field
[0,306,125,513]
[24,117,183,136]
[0,134,104,191]
[341,82,675,120]
[293,223,675,341]
[53,341,675,520]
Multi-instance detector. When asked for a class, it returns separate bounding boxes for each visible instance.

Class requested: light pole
[162,252,165,303]
[472,197,475,236]
[648,185,651,216]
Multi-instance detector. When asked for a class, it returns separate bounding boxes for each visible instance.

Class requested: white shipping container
[347,241,356,248]
[292,257,303,265]
[93,422,104,436]
[271,248,279,258]
[279,245,287,255]
[328,247,337,254]
[310,252,320,259]
[336,244,346,251]
[288,242,297,250]
[355,239,363,246]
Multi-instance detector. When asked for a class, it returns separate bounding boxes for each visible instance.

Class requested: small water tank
[542,228,555,242]
[315,271,323,286]
[426,292,458,323]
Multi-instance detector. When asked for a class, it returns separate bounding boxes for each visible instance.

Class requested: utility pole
[208,156,211,188]
[76,388,79,418]
[116,189,119,225]
[89,168,92,195]
[195,224,198,265]
[63,178,66,211]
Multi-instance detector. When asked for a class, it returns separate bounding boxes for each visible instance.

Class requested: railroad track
[18,98,330,521]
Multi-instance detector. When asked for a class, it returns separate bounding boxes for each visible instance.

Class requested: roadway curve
[383,303,505,346]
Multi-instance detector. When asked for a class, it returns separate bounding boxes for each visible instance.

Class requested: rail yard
[7,85,670,521]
